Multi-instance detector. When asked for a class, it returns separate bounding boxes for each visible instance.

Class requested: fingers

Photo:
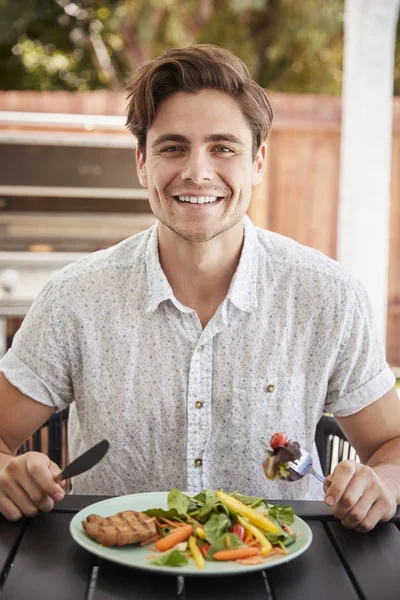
[25,453,65,500]
[323,473,333,495]
[339,487,378,529]
[0,493,23,521]
[2,479,41,518]
[354,499,394,533]
[0,452,65,520]
[323,460,397,532]
[324,460,357,508]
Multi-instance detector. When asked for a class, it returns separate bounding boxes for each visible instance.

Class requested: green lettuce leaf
[230,492,267,509]
[150,549,188,567]
[167,489,193,516]
[267,504,295,525]
[144,507,184,520]
[203,512,231,544]
[191,490,230,522]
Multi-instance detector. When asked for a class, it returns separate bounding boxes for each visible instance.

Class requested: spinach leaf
[265,531,296,547]
[150,550,188,567]
[144,508,184,520]
[193,490,221,523]
[167,489,192,516]
[283,533,297,547]
[267,504,295,525]
[205,533,244,560]
[203,512,231,544]
[189,489,229,522]
[230,492,267,509]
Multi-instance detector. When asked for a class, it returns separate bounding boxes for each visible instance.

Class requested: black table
[1,496,400,600]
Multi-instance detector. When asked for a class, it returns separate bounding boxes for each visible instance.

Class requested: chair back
[316,415,358,476]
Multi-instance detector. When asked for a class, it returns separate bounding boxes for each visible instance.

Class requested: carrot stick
[155,524,193,552]
[225,536,231,548]
[247,539,261,548]
[213,547,260,561]
[160,517,183,528]
[266,547,288,556]
[282,523,294,536]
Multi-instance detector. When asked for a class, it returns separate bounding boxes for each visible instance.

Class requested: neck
[157,221,244,325]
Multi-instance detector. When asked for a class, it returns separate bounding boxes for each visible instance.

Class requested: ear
[136,146,148,187]
[251,143,267,186]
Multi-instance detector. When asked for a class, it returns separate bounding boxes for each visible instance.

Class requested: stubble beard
[151,192,247,243]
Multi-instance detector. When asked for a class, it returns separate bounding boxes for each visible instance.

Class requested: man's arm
[0,372,66,520]
[323,386,400,531]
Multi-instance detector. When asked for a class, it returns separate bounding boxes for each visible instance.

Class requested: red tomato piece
[229,524,246,542]
[199,543,211,556]
[270,432,289,449]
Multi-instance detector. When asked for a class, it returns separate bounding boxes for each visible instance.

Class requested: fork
[287,446,326,484]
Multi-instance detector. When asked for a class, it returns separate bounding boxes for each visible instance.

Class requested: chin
[171,226,219,244]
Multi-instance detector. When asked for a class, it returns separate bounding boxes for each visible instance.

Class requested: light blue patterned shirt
[0,216,395,499]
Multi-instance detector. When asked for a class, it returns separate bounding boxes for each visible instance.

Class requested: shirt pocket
[232,374,307,463]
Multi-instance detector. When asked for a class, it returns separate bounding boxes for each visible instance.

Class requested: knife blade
[54,439,110,483]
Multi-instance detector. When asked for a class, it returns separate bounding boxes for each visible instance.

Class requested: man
[0,45,399,531]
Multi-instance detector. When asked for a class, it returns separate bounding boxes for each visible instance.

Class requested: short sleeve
[0,280,73,412]
[325,277,395,417]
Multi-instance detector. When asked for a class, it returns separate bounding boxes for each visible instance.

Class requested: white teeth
[177,196,218,204]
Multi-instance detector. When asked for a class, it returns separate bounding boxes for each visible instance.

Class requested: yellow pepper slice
[237,515,272,556]
[216,490,281,534]
[195,526,206,540]
[189,535,205,569]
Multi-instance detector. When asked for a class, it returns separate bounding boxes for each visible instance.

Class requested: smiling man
[135,87,266,327]
[0,45,400,532]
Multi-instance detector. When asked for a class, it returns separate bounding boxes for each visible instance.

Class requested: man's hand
[0,452,65,521]
[323,460,397,532]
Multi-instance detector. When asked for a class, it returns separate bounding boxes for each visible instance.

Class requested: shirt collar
[145,224,175,313]
[145,215,259,313]
[225,214,259,313]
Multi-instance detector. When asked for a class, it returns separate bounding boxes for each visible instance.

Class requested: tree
[1,0,397,96]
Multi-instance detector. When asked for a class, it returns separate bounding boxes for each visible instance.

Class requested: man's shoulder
[51,227,154,287]
[256,226,355,288]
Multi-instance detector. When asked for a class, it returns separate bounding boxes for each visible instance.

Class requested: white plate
[70,491,313,576]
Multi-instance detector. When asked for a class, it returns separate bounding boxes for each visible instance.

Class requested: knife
[54,439,110,483]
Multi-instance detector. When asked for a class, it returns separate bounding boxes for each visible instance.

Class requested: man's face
[136,89,266,243]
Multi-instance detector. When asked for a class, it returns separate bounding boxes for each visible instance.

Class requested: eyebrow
[151,133,245,148]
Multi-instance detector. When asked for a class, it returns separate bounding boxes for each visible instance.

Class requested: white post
[338,0,400,343]
[0,317,6,359]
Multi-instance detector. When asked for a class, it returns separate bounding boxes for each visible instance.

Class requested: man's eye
[213,146,234,154]
[161,146,184,153]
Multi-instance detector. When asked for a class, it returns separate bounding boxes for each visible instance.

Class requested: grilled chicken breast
[82,510,157,547]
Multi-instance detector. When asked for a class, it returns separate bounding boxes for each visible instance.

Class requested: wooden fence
[1,90,400,365]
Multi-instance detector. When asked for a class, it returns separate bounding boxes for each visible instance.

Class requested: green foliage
[0,0,397,95]
[150,549,188,566]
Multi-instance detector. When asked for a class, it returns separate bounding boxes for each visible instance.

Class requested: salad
[142,488,298,569]
[262,432,301,481]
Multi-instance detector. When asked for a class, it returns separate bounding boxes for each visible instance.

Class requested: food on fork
[82,510,157,547]
[262,432,301,481]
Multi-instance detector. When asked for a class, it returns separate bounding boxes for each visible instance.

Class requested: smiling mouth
[173,195,223,204]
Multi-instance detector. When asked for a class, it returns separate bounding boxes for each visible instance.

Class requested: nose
[180,150,214,183]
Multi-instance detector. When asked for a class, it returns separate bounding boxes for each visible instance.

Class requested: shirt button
[194,458,203,467]
[195,401,204,409]
[265,384,275,393]
[197,345,205,352]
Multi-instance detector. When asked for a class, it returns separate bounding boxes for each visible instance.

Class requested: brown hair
[125,44,273,160]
